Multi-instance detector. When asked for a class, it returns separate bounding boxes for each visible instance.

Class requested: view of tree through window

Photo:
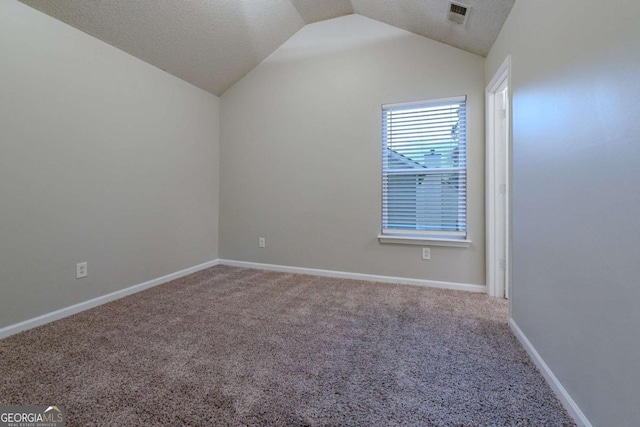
[382,97,467,237]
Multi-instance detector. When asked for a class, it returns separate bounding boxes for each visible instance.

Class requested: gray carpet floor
[0,265,575,426]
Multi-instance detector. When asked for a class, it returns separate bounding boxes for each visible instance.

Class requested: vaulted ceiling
[18,0,515,96]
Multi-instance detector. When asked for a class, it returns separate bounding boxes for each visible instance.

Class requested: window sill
[377,234,471,248]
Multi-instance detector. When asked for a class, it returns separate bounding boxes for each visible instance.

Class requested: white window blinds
[382,96,467,238]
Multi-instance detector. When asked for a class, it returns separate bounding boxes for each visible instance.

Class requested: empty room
[0,0,638,426]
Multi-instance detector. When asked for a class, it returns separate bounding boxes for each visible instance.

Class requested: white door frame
[486,56,511,299]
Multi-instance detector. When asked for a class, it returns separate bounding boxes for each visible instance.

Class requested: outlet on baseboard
[422,248,431,260]
[76,262,88,279]
[259,237,266,248]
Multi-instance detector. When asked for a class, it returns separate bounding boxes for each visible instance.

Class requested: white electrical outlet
[76,262,88,279]
[422,248,431,260]
[259,237,266,248]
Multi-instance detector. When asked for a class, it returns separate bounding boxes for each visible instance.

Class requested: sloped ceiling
[17,0,514,96]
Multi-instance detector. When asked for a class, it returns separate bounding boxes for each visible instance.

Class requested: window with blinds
[381,96,467,239]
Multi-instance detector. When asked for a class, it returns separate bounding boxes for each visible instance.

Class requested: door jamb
[486,55,512,301]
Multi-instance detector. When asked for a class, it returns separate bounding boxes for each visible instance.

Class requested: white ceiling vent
[447,1,470,26]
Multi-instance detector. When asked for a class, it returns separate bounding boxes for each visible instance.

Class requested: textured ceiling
[351,0,514,58]
[17,0,514,96]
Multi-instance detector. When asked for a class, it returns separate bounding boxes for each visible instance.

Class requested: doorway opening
[486,56,511,300]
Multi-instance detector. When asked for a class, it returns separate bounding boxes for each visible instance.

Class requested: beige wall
[486,0,640,425]
[220,15,485,285]
[0,0,220,329]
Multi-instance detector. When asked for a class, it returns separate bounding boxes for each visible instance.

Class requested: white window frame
[378,96,471,248]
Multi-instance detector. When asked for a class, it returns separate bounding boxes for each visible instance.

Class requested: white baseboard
[509,318,592,427]
[217,259,486,293]
[0,259,220,340]
[0,258,483,339]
